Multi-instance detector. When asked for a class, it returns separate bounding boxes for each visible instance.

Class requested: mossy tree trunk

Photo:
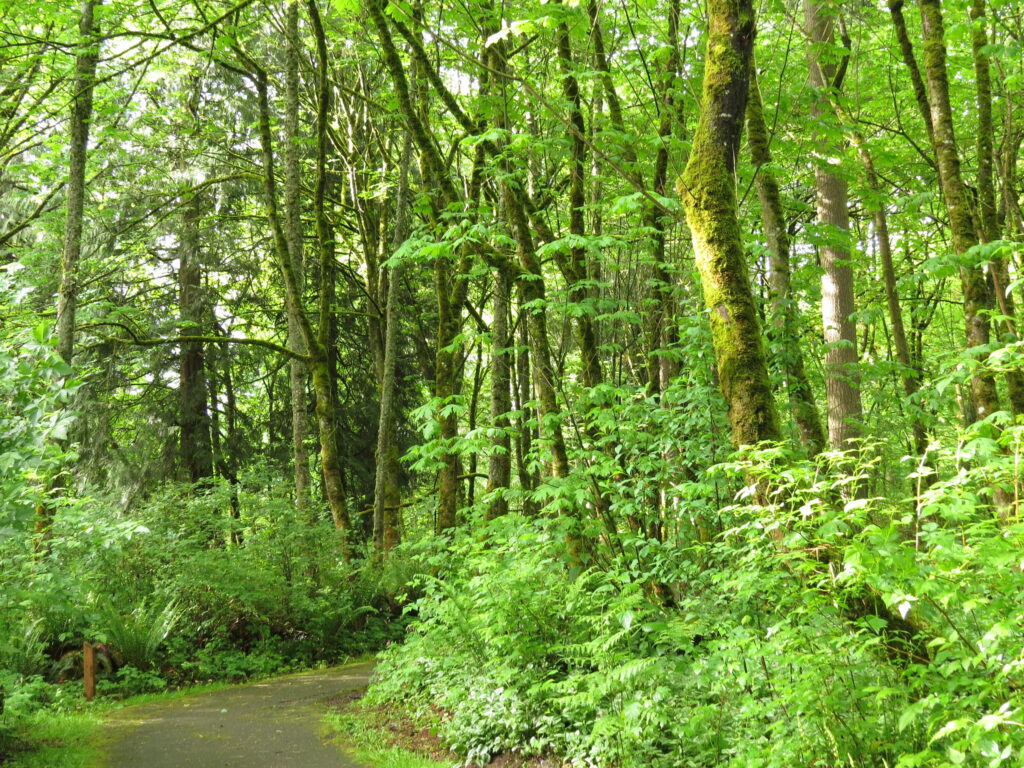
[245,4,354,557]
[644,0,682,396]
[555,6,602,392]
[919,0,1001,422]
[887,1,935,148]
[56,0,100,366]
[678,0,780,447]
[41,0,101,543]
[368,0,474,532]
[487,34,571,482]
[971,0,1024,416]
[486,266,513,520]
[373,141,411,553]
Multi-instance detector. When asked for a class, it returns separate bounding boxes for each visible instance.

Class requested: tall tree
[746,59,826,454]
[804,0,862,451]
[919,0,1001,422]
[283,0,312,514]
[56,0,101,365]
[679,0,779,447]
[971,0,1024,415]
[373,140,412,553]
[178,190,213,483]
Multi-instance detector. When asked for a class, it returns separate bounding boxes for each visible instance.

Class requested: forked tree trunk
[248,4,353,557]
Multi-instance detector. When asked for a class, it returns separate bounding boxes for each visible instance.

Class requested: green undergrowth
[325,704,449,768]
[2,709,101,768]
[368,437,1024,768]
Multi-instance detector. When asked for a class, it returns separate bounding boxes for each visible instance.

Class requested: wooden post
[83,641,96,701]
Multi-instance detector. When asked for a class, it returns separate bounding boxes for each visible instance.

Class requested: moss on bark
[679,0,779,448]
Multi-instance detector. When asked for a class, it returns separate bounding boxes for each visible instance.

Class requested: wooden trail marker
[83,641,96,701]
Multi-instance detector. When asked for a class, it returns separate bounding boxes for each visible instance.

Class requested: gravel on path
[97,661,374,768]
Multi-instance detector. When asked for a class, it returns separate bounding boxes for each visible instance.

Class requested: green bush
[367,439,1024,768]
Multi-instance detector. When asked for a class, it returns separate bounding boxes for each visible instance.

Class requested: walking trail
[97,660,374,768]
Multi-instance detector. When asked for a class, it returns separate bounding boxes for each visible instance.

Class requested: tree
[679,0,778,447]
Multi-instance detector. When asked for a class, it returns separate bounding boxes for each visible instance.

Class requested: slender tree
[805,0,862,451]
[56,0,101,365]
[746,59,825,454]
[283,1,312,514]
[919,0,1000,423]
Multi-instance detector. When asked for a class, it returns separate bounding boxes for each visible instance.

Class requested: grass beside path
[324,707,449,768]
[3,682,231,768]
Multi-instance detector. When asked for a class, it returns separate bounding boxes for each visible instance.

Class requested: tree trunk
[746,60,826,454]
[679,0,779,448]
[644,0,683,395]
[887,1,935,148]
[307,0,352,542]
[39,0,101,542]
[284,1,311,514]
[805,0,863,452]
[865,157,927,456]
[178,191,213,482]
[56,0,100,365]
[486,267,513,519]
[373,141,412,553]
[555,9,602,392]
[514,310,540,515]
[971,0,1024,415]
[248,5,353,556]
[919,0,1001,422]
[486,38,570,480]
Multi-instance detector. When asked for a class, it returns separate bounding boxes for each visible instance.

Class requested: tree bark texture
[284,1,312,514]
[678,0,780,447]
[644,0,682,395]
[805,0,863,452]
[971,0,1024,415]
[555,9,602,392]
[746,60,825,455]
[486,267,513,519]
[373,141,411,553]
[56,0,100,365]
[178,191,213,482]
[919,0,1001,421]
[248,7,352,555]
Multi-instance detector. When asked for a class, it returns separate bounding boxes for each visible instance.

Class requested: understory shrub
[368,438,1024,768]
[0,475,415,719]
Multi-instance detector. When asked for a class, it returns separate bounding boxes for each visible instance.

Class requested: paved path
[98,661,373,768]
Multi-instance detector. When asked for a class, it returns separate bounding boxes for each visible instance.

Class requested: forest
[1,0,1023,765]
